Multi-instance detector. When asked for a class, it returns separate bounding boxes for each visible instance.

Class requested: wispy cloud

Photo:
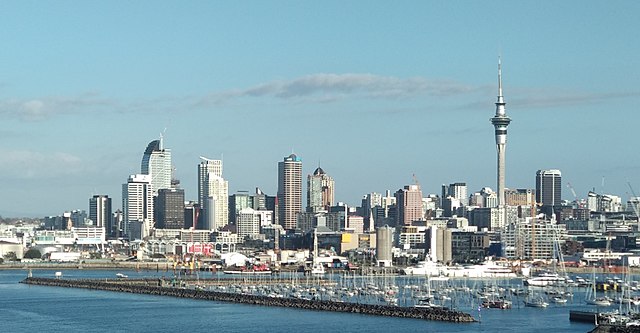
[3,73,639,121]
[0,149,84,179]
[194,73,479,107]
[0,92,115,121]
[511,90,640,109]
[458,89,640,111]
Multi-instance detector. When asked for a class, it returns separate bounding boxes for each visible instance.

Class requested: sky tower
[491,58,511,206]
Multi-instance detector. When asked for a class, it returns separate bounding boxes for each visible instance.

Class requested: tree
[3,252,17,262]
[24,248,42,259]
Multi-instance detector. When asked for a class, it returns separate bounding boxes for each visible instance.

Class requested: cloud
[511,90,640,109]
[195,73,478,107]
[3,73,638,121]
[457,89,640,112]
[0,149,84,179]
[0,93,116,121]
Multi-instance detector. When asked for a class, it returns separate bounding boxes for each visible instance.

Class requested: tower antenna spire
[498,57,504,103]
[490,57,512,206]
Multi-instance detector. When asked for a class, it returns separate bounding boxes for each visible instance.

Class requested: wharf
[21,277,476,323]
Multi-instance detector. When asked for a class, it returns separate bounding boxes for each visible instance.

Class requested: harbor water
[0,269,597,332]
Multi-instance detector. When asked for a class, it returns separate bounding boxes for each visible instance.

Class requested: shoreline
[4,262,640,277]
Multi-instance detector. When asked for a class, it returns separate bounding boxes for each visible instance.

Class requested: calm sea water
[0,269,596,333]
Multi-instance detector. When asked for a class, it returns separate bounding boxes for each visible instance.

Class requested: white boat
[402,260,447,276]
[551,296,568,304]
[310,262,325,276]
[403,259,517,278]
[455,260,518,278]
[414,298,445,309]
[223,269,272,275]
[524,298,549,308]
[116,273,128,279]
[524,272,567,287]
[586,297,612,307]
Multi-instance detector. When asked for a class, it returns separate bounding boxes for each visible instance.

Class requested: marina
[11,267,640,331]
[15,268,640,332]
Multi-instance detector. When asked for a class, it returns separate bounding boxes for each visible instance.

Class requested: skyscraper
[278,153,302,230]
[490,59,511,206]
[395,184,424,226]
[197,157,228,230]
[198,157,222,206]
[204,172,229,231]
[141,136,172,196]
[307,166,334,213]
[154,188,185,229]
[536,169,562,207]
[442,182,468,206]
[89,194,112,233]
[122,174,153,239]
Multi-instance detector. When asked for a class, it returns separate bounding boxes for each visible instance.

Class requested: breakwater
[21,277,476,323]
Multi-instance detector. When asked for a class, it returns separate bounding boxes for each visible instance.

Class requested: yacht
[403,259,517,278]
[524,271,567,287]
[524,297,549,308]
[402,260,447,276]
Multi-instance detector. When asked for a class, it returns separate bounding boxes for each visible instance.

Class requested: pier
[21,277,476,323]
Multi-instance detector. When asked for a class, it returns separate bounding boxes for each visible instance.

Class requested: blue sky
[1,1,639,217]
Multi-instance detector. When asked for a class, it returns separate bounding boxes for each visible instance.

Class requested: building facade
[536,169,562,211]
[89,195,112,233]
[198,157,222,206]
[307,167,335,213]
[277,154,303,230]
[122,174,153,239]
[155,188,185,229]
[395,185,424,226]
[141,137,172,196]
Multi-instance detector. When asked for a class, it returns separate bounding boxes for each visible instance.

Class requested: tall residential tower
[490,59,511,206]
[278,154,303,230]
[197,157,228,230]
[307,166,334,213]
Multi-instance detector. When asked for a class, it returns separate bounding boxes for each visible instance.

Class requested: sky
[1,1,639,217]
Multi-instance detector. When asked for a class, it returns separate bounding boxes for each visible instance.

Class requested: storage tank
[376,226,393,267]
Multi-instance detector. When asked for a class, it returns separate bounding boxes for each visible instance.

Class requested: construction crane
[567,182,583,209]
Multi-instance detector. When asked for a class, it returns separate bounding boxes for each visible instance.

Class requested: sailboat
[585,267,611,307]
[414,275,445,309]
[310,228,325,276]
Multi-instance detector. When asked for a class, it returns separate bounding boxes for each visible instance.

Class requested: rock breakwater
[21,277,476,323]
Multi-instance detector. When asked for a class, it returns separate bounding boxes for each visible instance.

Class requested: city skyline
[1,2,640,216]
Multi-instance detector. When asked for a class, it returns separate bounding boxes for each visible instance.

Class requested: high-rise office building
[278,154,302,230]
[535,169,562,207]
[198,157,222,206]
[236,208,262,240]
[122,174,153,239]
[155,188,185,229]
[490,59,511,206]
[442,182,468,206]
[141,136,172,196]
[229,192,253,223]
[204,173,229,231]
[184,201,201,229]
[89,194,112,233]
[307,166,334,213]
[197,157,228,230]
[395,184,424,226]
